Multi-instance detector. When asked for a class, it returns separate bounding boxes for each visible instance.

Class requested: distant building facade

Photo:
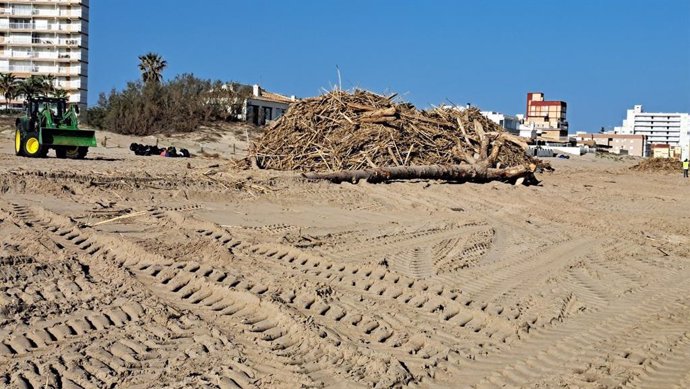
[540,129,566,142]
[575,133,648,157]
[243,84,296,125]
[0,0,89,108]
[650,144,683,159]
[480,111,520,135]
[614,105,690,159]
[525,92,568,141]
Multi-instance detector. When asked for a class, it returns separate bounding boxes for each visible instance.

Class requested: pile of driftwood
[251,89,541,184]
[630,158,682,173]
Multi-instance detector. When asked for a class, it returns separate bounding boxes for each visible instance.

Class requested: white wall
[545,146,585,156]
[480,111,520,134]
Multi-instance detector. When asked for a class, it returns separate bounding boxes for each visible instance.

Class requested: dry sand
[1,129,690,388]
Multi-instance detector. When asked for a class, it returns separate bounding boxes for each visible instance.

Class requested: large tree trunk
[302,163,537,184]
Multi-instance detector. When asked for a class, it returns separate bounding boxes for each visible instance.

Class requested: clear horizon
[89,0,690,132]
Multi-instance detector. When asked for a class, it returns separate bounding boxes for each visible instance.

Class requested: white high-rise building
[0,0,89,108]
[615,105,690,159]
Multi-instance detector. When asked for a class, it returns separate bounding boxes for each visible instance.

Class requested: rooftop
[251,89,295,104]
[590,134,645,139]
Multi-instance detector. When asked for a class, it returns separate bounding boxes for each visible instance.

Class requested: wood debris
[630,158,682,173]
[250,89,543,184]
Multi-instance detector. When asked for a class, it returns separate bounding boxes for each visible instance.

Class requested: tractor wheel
[14,128,24,156]
[23,133,47,158]
[56,146,88,159]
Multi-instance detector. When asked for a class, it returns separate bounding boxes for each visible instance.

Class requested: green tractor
[15,96,96,158]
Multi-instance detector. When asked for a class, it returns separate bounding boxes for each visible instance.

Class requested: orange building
[525,92,568,140]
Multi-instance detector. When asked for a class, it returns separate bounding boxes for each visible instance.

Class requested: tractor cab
[25,97,79,130]
[15,96,95,158]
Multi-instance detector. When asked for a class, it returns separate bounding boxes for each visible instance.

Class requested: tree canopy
[138,52,167,84]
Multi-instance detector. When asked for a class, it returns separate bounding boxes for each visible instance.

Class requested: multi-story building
[525,92,568,140]
[614,105,690,159]
[0,0,89,108]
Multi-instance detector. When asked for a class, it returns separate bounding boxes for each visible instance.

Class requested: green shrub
[86,74,252,135]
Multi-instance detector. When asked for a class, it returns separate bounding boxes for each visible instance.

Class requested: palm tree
[16,76,45,100]
[52,88,68,99]
[138,52,167,84]
[40,74,57,96]
[0,73,18,109]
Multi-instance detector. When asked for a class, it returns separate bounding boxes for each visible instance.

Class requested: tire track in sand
[0,203,281,388]
[5,202,415,387]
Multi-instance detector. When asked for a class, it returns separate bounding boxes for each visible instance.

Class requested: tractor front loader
[15,96,96,159]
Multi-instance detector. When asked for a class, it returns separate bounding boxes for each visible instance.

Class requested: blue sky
[89,0,689,132]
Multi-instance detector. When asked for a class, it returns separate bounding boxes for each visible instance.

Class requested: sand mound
[252,89,537,172]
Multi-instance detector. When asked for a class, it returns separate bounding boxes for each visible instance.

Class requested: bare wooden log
[361,106,396,118]
[360,115,397,124]
[302,164,536,184]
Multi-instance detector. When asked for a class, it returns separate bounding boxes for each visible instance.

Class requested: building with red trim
[525,92,568,141]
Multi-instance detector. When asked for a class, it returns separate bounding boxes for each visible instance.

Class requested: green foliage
[85,74,253,135]
[0,73,18,109]
[138,52,167,84]
[52,88,68,99]
[0,73,69,107]
[16,75,53,99]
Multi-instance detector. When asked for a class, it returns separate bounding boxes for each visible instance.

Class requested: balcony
[3,0,84,4]
[58,52,80,61]
[34,9,82,18]
[55,79,81,89]
[0,22,82,32]
[6,22,34,30]
[2,47,81,61]
[0,64,82,75]
[59,39,81,46]
[9,9,33,17]
[0,64,34,72]
[24,38,81,47]
[6,38,32,45]
[34,52,59,60]
[0,7,82,18]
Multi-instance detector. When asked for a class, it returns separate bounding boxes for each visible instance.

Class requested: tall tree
[16,75,45,100]
[52,88,68,99]
[0,73,18,109]
[40,74,56,96]
[138,52,167,84]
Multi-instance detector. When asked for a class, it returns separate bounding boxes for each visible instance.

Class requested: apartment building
[0,0,89,108]
[614,105,690,159]
[525,92,568,140]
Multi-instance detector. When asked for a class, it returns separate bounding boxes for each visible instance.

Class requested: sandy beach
[1,130,690,388]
